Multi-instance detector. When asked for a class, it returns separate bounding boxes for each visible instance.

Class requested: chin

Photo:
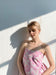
[32,36,35,38]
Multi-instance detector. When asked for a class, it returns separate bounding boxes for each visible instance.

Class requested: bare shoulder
[17,40,29,62]
[21,40,30,48]
[41,43,48,49]
[41,43,51,54]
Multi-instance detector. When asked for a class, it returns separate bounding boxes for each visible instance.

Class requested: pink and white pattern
[19,48,48,75]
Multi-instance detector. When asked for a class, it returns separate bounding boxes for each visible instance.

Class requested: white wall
[0,11,56,75]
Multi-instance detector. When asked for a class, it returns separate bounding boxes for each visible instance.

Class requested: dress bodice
[19,47,48,75]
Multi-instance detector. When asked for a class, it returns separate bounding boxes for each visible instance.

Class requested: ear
[38,30,40,34]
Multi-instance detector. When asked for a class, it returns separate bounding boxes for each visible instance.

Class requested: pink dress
[19,48,48,75]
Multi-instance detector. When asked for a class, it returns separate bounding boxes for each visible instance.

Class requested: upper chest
[25,42,45,55]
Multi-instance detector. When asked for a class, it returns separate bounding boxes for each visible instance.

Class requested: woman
[17,21,55,75]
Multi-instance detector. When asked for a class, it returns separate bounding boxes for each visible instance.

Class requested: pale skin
[17,25,55,75]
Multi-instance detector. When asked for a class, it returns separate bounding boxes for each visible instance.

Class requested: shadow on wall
[7,27,29,75]
[0,27,56,75]
[10,27,29,48]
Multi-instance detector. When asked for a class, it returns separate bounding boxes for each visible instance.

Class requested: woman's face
[27,26,40,38]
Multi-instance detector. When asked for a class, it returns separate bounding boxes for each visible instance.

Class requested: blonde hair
[27,21,41,31]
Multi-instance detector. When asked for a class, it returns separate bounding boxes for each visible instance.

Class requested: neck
[32,36,41,44]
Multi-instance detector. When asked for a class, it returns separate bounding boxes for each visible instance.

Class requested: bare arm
[17,41,27,75]
[42,44,55,75]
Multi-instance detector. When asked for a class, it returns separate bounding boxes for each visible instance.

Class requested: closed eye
[32,29,36,32]
[28,29,36,33]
